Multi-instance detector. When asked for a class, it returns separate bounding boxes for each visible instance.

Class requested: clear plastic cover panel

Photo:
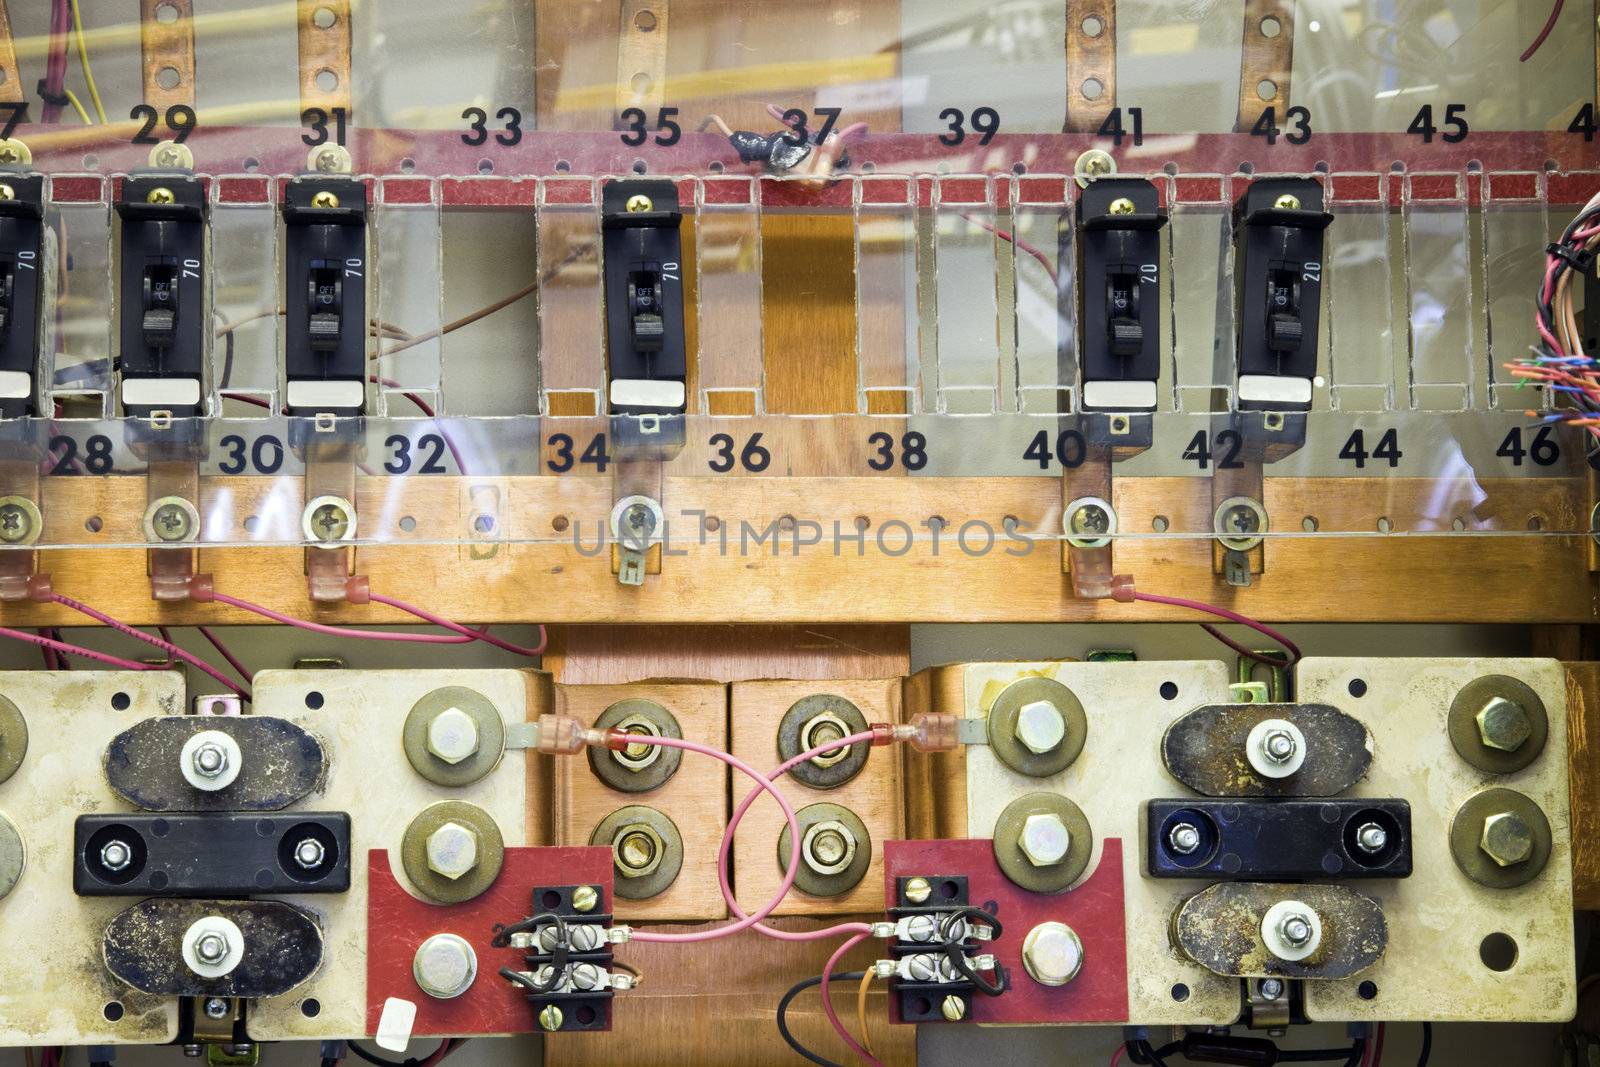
[0,1,1592,548]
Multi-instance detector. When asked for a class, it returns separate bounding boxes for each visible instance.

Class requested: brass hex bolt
[612,822,664,878]
[801,819,857,876]
[1480,811,1534,867]
[1475,697,1533,753]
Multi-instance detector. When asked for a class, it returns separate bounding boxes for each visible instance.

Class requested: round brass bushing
[0,695,26,786]
[1448,787,1553,890]
[591,805,683,900]
[400,800,506,904]
[993,792,1093,894]
[777,802,872,898]
[402,687,507,788]
[777,695,871,789]
[986,677,1088,778]
[586,699,682,793]
[1447,675,1548,775]
[0,812,22,899]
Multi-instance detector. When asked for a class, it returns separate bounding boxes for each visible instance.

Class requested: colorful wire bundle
[1505,191,1600,439]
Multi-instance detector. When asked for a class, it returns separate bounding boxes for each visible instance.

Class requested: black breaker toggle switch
[0,172,45,419]
[283,176,368,416]
[1232,177,1332,411]
[116,173,208,419]
[1074,178,1167,413]
[601,179,686,417]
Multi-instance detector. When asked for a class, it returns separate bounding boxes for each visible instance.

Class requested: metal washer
[402,687,507,787]
[1446,675,1548,775]
[400,800,506,904]
[777,694,871,789]
[992,791,1094,894]
[986,677,1088,778]
[0,812,23,899]
[776,801,873,898]
[586,699,682,793]
[0,694,26,786]
[1447,786,1553,890]
[591,805,683,901]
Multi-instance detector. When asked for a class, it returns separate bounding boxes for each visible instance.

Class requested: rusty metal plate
[104,898,322,998]
[1173,882,1386,980]
[105,714,326,811]
[1161,702,1370,797]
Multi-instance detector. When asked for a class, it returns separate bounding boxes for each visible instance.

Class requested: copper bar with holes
[1235,0,1293,133]
[0,2,23,105]
[616,0,666,117]
[139,0,196,111]
[298,0,352,116]
[1064,1,1115,133]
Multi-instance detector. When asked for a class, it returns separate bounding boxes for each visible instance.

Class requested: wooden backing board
[729,677,904,916]
[551,679,729,921]
[4,473,1594,626]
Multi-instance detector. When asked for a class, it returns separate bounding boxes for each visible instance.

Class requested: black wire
[345,1040,453,1067]
[775,970,866,1067]
[491,911,567,949]
[933,906,1007,995]
[1135,1036,1364,1066]
[1280,1041,1369,1063]
[1418,1021,1432,1066]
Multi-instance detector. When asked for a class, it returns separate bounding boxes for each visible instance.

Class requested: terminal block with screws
[499,883,633,1033]
[888,875,1004,1024]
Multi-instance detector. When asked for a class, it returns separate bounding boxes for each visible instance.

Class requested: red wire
[0,626,161,672]
[1109,1044,1125,1067]
[962,212,1059,283]
[198,626,252,684]
[1520,0,1564,61]
[1367,1022,1386,1067]
[1121,588,1302,665]
[366,593,544,657]
[51,594,250,699]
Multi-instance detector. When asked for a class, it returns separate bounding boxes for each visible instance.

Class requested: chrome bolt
[1274,193,1302,211]
[1259,978,1285,999]
[1262,728,1297,764]
[625,194,653,213]
[572,885,599,913]
[195,932,229,964]
[903,876,932,904]
[203,997,229,1020]
[1108,197,1135,215]
[1355,823,1388,854]
[426,707,480,765]
[191,741,229,779]
[1167,822,1202,856]
[1480,811,1534,867]
[425,821,480,880]
[151,500,195,542]
[1475,696,1533,753]
[412,933,478,999]
[906,954,938,982]
[538,1005,564,1031]
[801,819,857,877]
[99,839,133,872]
[1013,699,1066,755]
[570,963,606,991]
[292,838,326,870]
[1021,921,1084,987]
[147,186,176,205]
[1018,812,1070,867]
[1277,912,1313,948]
[940,994,966,1022]
[311,190,340,209]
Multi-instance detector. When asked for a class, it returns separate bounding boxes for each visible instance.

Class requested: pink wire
[0,625,161,672]
[51,594,250,699]
[723,730,881,941]
[820,929,881,1067]
[366,592,545,657]
[207,591,478,645]
[198,626,252,684]
[1126,590,1302,665]
[1110,1044,1126,1067]
[623,734,804,943]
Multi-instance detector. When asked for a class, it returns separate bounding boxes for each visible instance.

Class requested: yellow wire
[62,88,91,126]
[855,970,876,1057]
[68,0,108,123]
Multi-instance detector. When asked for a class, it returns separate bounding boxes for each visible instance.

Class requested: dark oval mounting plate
[105,714,326,811]
[104,898,323,998]
[1174,881,1387,981]
[1161,702,1371,797]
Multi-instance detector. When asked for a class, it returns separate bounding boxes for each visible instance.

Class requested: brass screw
[940,994,966,1021]
[1274,193,1302,211]
[903,876,932,904]
[147,187,176,205]
[571,885,598,913]
[311,190,340,209]
[0,502,32,543]
[1069,502,1111,536]
[151,500,194,542]
[152,143,190,169]
[0,142,23,165]
[1082,153,1112,176]
[0,184,14,202]
[1108,197,1135,215]
[625,194,653,213]
[537,1005,564,1031]
[309,500,353,541]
